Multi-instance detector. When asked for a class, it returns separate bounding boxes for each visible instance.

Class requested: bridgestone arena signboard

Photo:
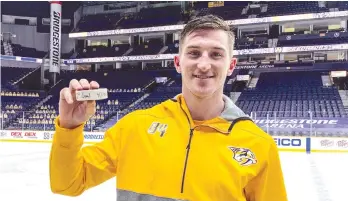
[254,118,342,129]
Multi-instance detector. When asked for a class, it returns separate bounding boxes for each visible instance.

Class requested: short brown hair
[179,14,235,56]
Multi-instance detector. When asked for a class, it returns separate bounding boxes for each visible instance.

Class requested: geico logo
[25,132,36,137]
[274,138,302,147]
[84,135,104,140]
[11,132,22,137]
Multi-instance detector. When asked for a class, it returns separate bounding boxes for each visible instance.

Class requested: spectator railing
[0,110,116,132]
[3,110,348,137]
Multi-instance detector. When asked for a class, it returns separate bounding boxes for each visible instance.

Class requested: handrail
[12,53,49,86]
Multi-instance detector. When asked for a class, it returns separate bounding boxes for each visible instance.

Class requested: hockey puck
[76,88,108,101]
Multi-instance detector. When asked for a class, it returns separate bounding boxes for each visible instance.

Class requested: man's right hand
[58,79,100,129]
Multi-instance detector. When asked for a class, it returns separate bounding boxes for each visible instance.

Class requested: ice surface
[0,142,347,201]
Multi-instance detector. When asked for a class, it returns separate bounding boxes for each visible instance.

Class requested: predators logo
[228,146,257,166]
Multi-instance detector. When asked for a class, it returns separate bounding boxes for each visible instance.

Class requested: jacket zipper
[179,103,193,194]
[179,125,228,193]
[178,102,252,193]
[180,128,194,193]
[178,104,229,193]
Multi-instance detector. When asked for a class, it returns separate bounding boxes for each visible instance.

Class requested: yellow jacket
[50,94,288,201]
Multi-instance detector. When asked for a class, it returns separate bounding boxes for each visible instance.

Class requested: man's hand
[58,79,100,129]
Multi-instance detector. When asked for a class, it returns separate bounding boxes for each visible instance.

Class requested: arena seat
[2,41,73,59]
[129,38,164,56]
[261,2,328,17]
[1,66,33,90]
[117,6,183,29]
[235,36,269,50]
[195,1,249,20]
[74,5,183,32]
[31,70,163,131]
[164,40,180,54]
[76,13,122,32]
[77,44,130,58]
[4,2,348,138]
[236,72,346,118]
[12,90,144,131]
[1,94,44,130]
[11,43,47,58]
[278,32,348,47]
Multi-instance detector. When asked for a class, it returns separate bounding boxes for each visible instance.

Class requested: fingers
[69,79,99,90]
[69,79,82,91]
[90,81,100,89]
[60,87,74,104]
[86,100,96,118]
[64,79,100,104]
[79,79,90,90]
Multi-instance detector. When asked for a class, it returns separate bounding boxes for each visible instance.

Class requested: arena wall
[1,130,347,153]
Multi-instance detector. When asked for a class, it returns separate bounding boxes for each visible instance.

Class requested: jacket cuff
[53,116,85,147]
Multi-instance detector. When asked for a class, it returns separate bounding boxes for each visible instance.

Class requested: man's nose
[196,52,212,72]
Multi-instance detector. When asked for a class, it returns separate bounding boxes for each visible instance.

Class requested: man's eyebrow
[212,47,226,51]
[186,45,200,49]
[186,45,226,51]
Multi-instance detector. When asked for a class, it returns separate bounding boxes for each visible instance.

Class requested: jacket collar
[169,94,250,134]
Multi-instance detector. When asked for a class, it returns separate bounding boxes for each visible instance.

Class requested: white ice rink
[0,142,347,201]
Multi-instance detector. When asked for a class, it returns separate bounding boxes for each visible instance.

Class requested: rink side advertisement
[1,130,347,153]
[0,130,104,145]
[310,137,348,152]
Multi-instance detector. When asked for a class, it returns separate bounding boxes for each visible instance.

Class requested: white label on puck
[76,88,108,101]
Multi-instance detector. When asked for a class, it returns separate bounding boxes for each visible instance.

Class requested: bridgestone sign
[49,2,61,73]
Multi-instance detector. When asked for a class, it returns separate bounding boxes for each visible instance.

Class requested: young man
[50,15,288,201]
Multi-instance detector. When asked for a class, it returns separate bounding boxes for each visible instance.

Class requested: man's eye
[188,51,200,57]
[212,52,223,57]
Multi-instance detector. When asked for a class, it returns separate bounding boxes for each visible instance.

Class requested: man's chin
[191,89,215,99]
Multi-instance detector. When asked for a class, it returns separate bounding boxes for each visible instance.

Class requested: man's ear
[174,55,181,74]
[227,58,237,76]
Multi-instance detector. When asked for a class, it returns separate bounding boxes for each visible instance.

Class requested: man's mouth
[193,75,214,79]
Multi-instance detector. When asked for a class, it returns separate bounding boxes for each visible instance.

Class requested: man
[50,15,288,201]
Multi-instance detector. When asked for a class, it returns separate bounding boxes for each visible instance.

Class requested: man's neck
[183,90,225,121]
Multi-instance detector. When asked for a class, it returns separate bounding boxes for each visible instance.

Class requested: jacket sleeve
[244,140,288,201]
[49,116,123,196]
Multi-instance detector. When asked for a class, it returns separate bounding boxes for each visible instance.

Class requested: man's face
[174,29,236,99]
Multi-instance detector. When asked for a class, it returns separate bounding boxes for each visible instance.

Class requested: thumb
[85,100,96,118]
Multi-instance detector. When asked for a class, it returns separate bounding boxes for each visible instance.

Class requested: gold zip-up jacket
[49,94,288,201]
